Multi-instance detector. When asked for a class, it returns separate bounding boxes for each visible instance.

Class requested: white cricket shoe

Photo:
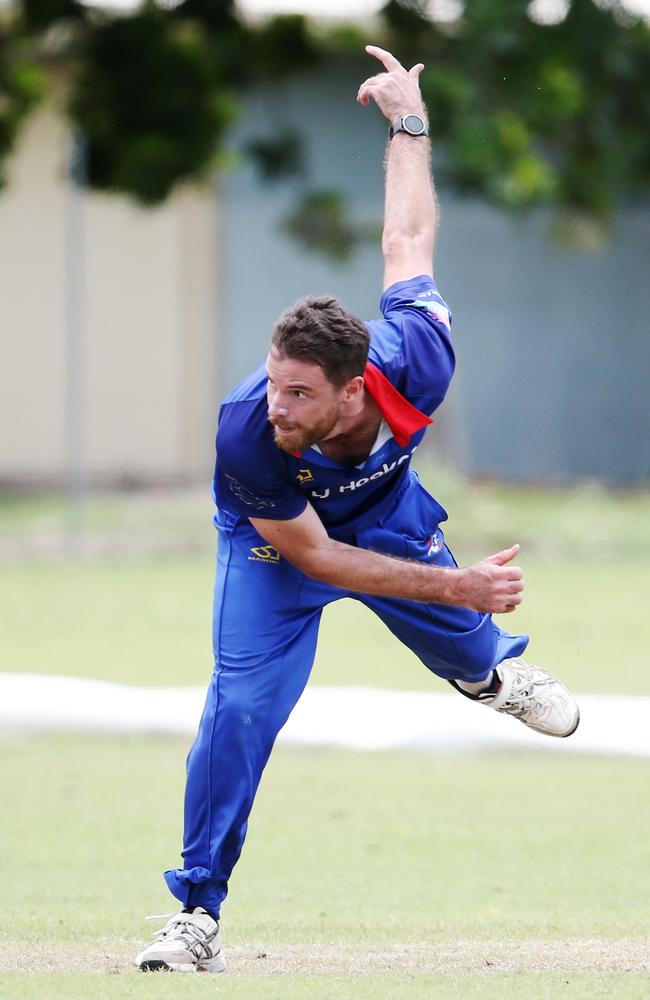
[486,657,580,738]
[135,907,226,973]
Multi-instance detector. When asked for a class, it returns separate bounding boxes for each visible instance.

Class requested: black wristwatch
[389,114,429,139]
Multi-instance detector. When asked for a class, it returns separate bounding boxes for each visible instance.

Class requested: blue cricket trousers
[164,479,528,916]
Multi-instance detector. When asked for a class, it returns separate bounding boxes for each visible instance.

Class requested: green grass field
[2,470,649,695]
[1,736,649,998]
[1,479,649,997]
[2,554,649,694]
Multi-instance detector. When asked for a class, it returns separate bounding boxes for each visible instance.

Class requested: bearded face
[266,350,345,454]
[269,405,341,454]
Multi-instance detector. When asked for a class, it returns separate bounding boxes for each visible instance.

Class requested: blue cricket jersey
[213,275,455,540]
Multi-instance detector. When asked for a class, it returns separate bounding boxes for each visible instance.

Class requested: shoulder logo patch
[411,298,451,329]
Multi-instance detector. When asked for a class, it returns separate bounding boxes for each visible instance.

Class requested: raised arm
[250,505,524,615]
[358,45,437,290]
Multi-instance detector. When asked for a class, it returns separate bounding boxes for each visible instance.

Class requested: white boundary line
[1,673,649,756]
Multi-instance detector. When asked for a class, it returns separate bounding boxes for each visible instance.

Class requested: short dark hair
[270,296,370,388]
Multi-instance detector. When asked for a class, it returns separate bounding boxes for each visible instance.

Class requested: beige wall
[0,105,219,485]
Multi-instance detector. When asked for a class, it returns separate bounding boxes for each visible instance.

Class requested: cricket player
[136,45,579,974]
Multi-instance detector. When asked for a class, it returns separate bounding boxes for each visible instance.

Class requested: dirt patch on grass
[1,938,648,975]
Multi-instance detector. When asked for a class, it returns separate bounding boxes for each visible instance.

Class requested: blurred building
[1,65,649,487]
[0,105,218,487]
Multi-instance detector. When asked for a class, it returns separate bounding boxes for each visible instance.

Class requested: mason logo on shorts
[248,545,280,564]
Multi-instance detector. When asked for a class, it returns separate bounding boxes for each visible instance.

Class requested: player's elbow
[439,343,456,394]
[288,540,340,586]
[382,230,433,262]
[428,348,456,412]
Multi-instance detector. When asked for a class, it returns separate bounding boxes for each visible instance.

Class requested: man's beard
[270,409,339,454]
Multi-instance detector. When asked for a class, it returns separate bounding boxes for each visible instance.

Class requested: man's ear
[343,375,365,401]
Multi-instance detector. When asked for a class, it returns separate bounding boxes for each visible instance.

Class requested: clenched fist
[453,544,525,614]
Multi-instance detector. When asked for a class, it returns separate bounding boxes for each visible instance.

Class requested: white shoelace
[144,910,218,960]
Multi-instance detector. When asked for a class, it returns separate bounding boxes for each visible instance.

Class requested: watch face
[403,114,425,134]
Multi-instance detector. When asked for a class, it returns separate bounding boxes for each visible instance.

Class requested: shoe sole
[137,956,227,974]
[558,706,580,738]
[138,960,175,973]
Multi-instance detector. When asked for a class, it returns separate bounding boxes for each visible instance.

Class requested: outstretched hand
[357,45,426,124]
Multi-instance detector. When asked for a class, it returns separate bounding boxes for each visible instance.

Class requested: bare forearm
[304,536,460,605]
[357,45,438,283]
[251,509,523,616]
[382,133,437,256]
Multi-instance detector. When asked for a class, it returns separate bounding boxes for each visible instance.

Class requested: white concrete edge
[1,673,649,757]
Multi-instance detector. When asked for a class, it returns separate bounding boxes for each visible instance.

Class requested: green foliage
[19,0,86,32]
[250,13,320,80]
[401,0,650,218]
[1,0,649,226]
[247,129,305,182]
[0,29,44,188]
[69,7,236,203]
[3,2,320,205]
[283,188,372,264]
[382,0,436,41]
[168,0,251,86]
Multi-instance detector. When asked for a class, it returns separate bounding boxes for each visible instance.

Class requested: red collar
[291,361,432,456]
[362,361,433,447]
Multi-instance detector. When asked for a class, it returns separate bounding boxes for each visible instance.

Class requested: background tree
[2,0,649,254]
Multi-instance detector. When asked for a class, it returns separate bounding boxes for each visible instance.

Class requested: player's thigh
[359,544,527,682]
[213,518,338,670]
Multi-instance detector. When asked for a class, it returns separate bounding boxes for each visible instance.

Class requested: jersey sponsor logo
[226,474,277,509]
[309,447,418,500]
[296,468,314,484]
[248,545,280,564]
